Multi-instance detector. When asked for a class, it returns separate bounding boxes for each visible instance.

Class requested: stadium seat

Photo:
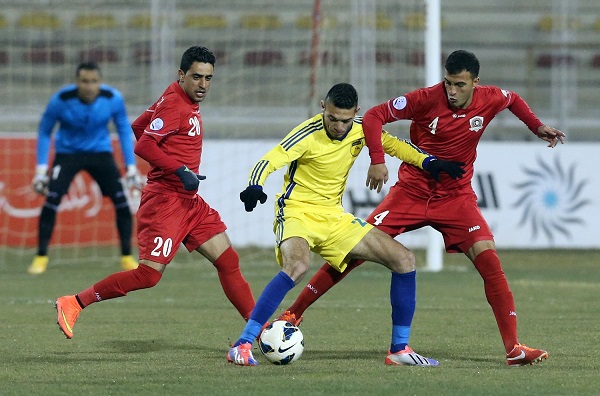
[133,44,226,65]
[128,13,152,29]
[241,14,282,29]
[22,45,66,64]
[0,14,8,29]
[404,12,426,29]
[355,14,394,30]
[244,50,284,66]
[407,50,425,66]
[376,51,394,65]
[0,50,9,65]
[184,14,227,28]
[406,50,446,66]
[79,47,120,63]
[298,50,341,66]
[535,53,576,68]
[74,13,118,29]
[590,54,600,68]
[537,15,581,31]
[295,15,337,30]
[17,12,62,29]
[133,43,152,65]
[403,12,446,29]
[376,14,393,30]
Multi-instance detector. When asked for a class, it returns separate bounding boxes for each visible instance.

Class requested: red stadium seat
[0,50,9,65]
[133,44,151,65]
[244,50,284,66]
[133,44,226,65]
[298,50,340,66]
[78,47,120,63]
[535,53,576,68]
[376,51,394,65]
[406,50,445,67]
[22,45,66,64]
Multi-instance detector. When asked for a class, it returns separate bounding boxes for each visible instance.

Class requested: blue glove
[240,185,267,212]
[423,157,466,181]
[174,165,206,191]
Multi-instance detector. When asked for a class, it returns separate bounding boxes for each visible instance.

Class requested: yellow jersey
[247,113,430,212]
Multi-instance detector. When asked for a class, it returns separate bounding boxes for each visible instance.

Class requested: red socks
[212,246,256,321]
[473,249,518,352]
[76,247,255,322]
[287,259,364,317]
[77,263,162,307]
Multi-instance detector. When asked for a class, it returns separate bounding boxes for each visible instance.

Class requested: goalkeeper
[227,83,464,366]
[29,61,142,275]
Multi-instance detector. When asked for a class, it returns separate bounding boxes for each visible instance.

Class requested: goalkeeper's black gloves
[423,157,466,181]
[240,185,267,212]
[174,165,206,191]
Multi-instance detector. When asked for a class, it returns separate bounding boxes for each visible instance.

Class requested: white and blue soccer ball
[258,320,304,365]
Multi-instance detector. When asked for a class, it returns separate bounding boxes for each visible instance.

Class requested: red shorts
[136,190,227,264]
[367,183,493,253]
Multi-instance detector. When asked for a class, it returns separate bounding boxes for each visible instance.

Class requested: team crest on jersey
[469,116,484,132]
[350,138,364,157]
[150,118,164,131]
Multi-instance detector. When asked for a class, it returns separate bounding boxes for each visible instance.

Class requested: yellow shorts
[273,208,373,272]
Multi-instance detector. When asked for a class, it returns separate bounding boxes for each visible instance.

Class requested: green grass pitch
[1,248,599,395]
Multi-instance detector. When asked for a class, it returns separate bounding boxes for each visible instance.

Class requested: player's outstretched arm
[536,125,565,148]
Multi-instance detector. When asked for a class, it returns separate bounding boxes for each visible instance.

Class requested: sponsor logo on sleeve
[392,96,407,110]
[150,118,164,131]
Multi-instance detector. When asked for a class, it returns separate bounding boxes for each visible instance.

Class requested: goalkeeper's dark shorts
[48,152,123,198]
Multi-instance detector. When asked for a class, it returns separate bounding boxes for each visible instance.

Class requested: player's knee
[44,191,64,208]
[282,260,309,284]
[135,264,163,288]
[213,246,240,273]
[390,248,416,273]
[111,190,130,208]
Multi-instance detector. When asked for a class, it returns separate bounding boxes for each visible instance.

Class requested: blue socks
[390,271,416,353]
[236,271,295,345]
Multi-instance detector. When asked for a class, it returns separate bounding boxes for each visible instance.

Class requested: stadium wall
[2,136,598,250]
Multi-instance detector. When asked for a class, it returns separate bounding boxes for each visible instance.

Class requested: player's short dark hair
[76,61,100,77]
[325,83,358,109]
[180,46,216,73]
[445,50,480,78]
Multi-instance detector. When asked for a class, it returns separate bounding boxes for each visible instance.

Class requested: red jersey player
[54,46,256,339]
[279,50,564,366]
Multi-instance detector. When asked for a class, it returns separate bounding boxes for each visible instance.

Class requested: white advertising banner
[199,140,598,249]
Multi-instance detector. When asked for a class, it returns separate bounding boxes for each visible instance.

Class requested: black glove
[174,165,206,191]
[240,185,267,212]
[424,157,466,181]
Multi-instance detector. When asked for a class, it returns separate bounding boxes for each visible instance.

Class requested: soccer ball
[258,320,304,365]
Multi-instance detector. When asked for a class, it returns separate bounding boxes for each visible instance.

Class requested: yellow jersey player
[227,83,464,366]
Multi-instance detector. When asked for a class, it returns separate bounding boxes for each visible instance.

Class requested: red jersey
[132,81,204,195]
[364,82,543,194]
